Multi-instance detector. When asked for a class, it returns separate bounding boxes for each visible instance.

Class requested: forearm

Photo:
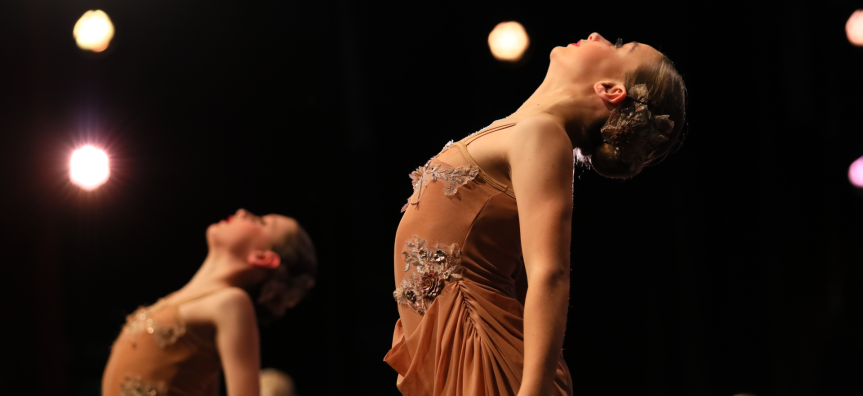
[519,270,570,396]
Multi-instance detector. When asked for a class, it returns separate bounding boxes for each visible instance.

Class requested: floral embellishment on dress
[394,236,464,314]
[402,141,480,212]
[125,304,186,349]
[120,376,167,396]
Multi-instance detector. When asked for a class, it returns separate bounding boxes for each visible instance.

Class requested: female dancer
[102,208,316,396]
[385,32,686,396]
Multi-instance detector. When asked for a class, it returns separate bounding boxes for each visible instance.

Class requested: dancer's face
[550,32,661,86]
[207,208,298,257]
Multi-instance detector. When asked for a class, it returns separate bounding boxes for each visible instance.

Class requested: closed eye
[615,38,623,49]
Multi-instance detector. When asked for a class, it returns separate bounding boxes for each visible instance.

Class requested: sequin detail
[120,376,167,396]
[394,236,463,314]
[125,303,186,349]
[402,141,480,212]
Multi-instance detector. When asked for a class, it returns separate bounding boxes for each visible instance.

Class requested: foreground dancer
[385,32,686,395]
[103,209,316,396]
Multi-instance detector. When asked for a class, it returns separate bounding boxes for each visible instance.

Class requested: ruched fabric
[386,123,572,396]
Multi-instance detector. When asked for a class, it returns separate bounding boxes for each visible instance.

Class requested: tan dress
[102,290,222,396]
[385,123,573,396]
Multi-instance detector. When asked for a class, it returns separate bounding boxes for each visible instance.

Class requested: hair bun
[600,84,675,165]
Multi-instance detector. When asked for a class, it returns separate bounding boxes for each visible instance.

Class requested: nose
[587,32,611,45]
[235,208,247,218]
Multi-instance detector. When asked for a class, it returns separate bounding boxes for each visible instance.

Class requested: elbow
[528,266,570,289]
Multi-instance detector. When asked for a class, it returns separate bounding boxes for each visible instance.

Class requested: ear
[247,250,281,269]
[593,81,628,105]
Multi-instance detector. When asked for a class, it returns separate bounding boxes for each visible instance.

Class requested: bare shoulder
[176,287,255,329]
[203,288,258,332]
[508,114,574,210]
[188,288,253,320]
[508,114,573,163]
[210,287,254,314]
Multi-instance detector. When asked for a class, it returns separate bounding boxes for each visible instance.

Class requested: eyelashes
[615,38,623,49]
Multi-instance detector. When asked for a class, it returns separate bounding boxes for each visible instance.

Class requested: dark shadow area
[1,0,862,395]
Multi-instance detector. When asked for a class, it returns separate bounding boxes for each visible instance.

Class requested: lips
[571,41,581,47]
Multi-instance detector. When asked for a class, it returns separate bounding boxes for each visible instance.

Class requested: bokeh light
[70,146,110,190]
[846,10,863,46]
[488,21,530,62]
[260,368,295,396]
[73,10,115,52]
[849,156,863,188]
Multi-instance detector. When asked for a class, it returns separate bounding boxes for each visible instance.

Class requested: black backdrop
[2,1,863,395]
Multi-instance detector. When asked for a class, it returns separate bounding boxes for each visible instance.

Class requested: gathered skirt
[385,279,572,396]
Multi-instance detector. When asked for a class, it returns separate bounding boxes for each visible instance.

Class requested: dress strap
[461,122,518,145]
[167,287,228,307]
[168,288,227,351]
[455,122,519,199]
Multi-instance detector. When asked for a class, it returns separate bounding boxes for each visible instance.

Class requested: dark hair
[253,223,317,323]
[629,55,687,165]
[590,55,687,178]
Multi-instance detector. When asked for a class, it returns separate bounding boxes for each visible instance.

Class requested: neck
[506,78,604,150]
[180,250,259,294]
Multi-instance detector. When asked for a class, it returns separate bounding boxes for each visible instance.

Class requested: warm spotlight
[847,10,863,46]
[260,368,296,396]
[849,156,863,188]
[488,21,529,62]
[73,10,115,52]
[70,146,110,190]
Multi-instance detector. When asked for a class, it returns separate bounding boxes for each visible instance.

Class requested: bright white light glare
[70,146,110,190]
[847,10,863,46]
[73,10,115,52]
[488,21,530,62]
[849,156,863,188]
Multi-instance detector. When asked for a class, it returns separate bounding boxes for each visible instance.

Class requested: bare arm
[213,288,262,396]
[508,116,573,396]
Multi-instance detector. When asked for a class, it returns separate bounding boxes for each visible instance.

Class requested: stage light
[488,21,529,62]
[260,368,295,396]
[849,156,863,188]
[847,10,863,46]
[70,146,110,190]
[73,10,115,52]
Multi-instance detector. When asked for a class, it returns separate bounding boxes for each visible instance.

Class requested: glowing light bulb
[70,146,110,190]
[488,21,530,62]
[73,10,115,52]
[847,10,863,46]
[849,156,863,188]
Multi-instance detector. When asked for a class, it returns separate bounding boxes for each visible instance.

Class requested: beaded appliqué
[125,304,186,349]
[402,141,480,212]
[120,376,167,396]
[393,236,463,314]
